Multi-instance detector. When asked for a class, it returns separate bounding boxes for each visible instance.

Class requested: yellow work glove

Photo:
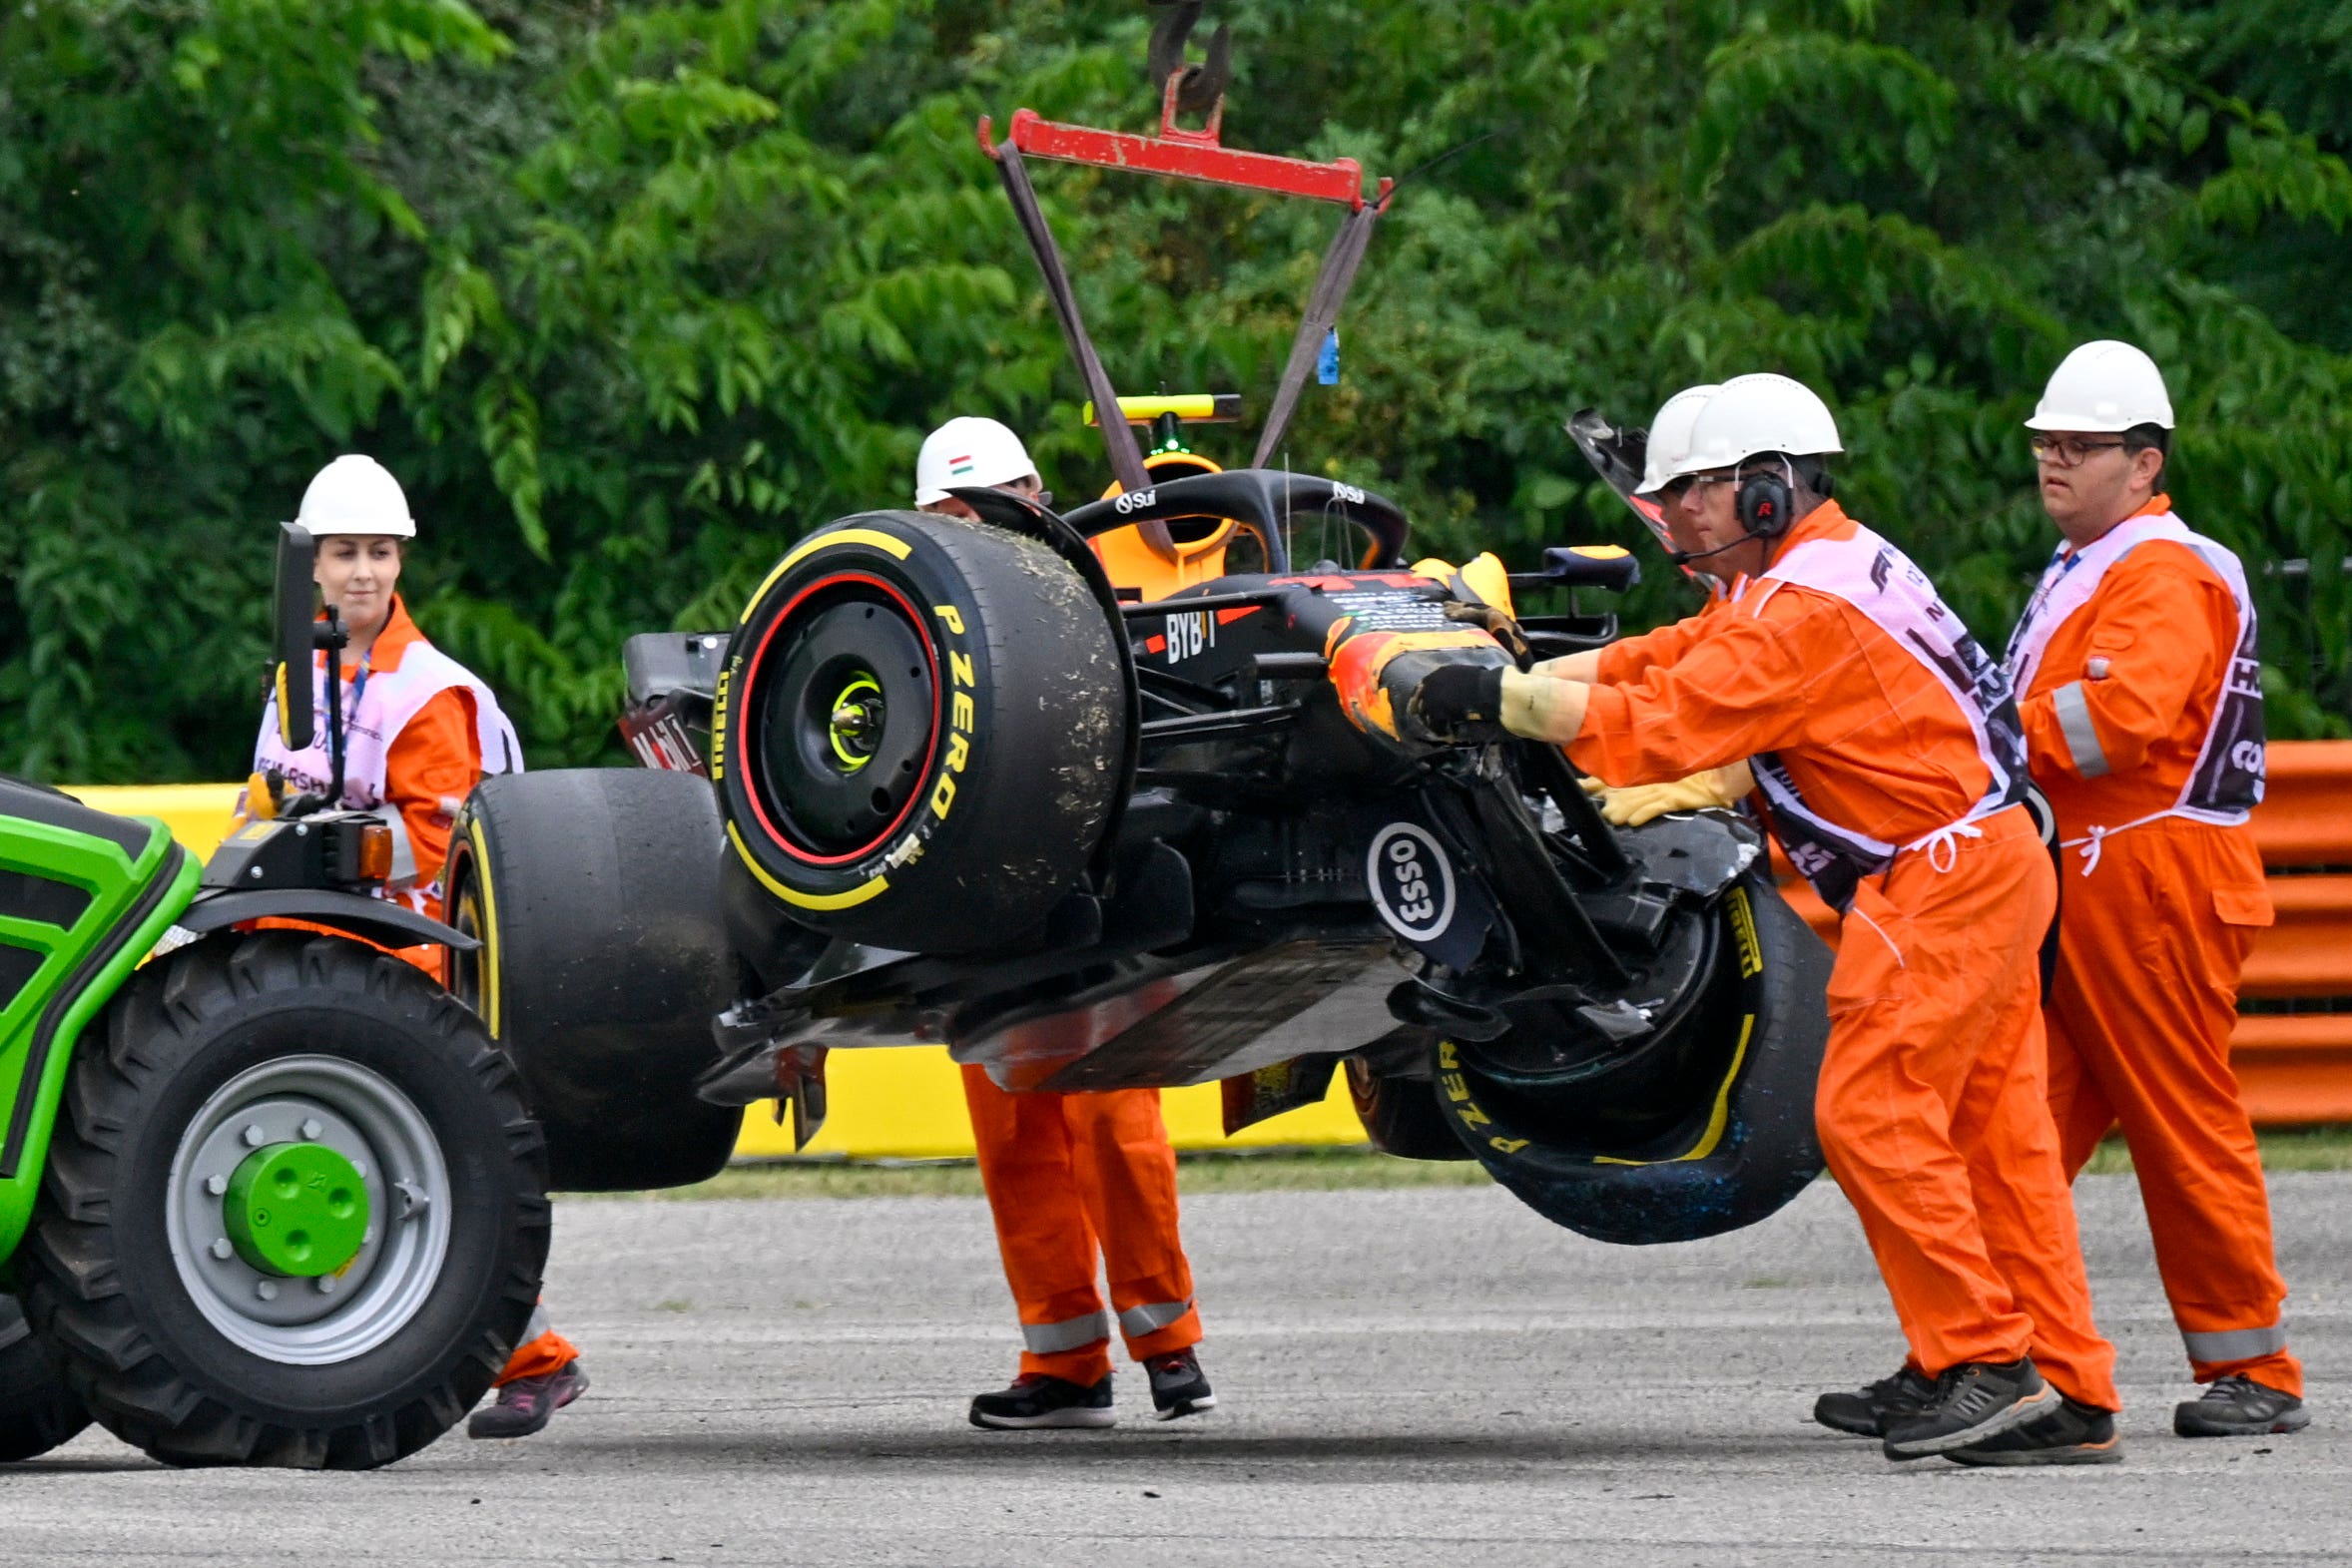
[1577,764,1752,827]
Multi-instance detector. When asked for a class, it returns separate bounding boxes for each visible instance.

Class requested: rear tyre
[19,933,548,1469]
[1347,1059,1471,1161]
[446,769,742,1192]
[1436,873,1832,1245]
[716,511,1126,955]
[0,1294,89,1460]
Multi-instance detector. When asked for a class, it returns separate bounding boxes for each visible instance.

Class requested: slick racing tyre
[0,1294,89,1461]
[18,933,548,1469]
[1435,872,1832,1245]
[1347,1058,1471,1161]
[446,769,742,1192]
[716,511,1127,955]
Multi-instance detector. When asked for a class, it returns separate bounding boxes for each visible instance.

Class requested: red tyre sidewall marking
[736,568,944,867]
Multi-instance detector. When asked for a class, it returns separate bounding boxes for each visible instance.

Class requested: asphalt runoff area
[5,1173,2348,1565]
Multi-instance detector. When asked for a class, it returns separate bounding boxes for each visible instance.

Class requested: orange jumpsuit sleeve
[382,687,482,897]
[2018,544,2226,782]
[1594,610,1715,685]
[1566,596,1825,786]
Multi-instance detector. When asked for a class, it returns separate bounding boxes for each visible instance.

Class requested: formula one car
[451,449,1831,1243]
[440,16,1834,1243]
[0,525,547,1467]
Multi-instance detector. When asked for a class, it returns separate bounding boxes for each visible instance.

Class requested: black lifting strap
[1252,200,1383,470]
[994,142,1153,500]
[994,141,1176,558]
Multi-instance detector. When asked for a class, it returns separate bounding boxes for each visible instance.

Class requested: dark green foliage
[3,0,2346,780]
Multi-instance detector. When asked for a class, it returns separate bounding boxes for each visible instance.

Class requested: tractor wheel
[716,511,1126,955]
[445,769,743,1192]
[18,933,547,1469]
[1435,872,1832,1245]
[0,1294,88,1461]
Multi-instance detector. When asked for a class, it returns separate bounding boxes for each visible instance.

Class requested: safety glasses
[2029,435,2129,468]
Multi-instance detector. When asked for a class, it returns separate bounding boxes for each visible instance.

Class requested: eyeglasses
[2029,435,2129,468]
[1657,472,1738,501]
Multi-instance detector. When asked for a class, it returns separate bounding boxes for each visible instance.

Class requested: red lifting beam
[981,106,1387,210]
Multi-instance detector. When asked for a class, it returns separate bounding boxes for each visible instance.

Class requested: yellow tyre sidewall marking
[738,528,915,626]
[727,820,888,910]
[464,816,501,1040]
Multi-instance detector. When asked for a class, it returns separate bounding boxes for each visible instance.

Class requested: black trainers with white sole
[2174,1375,2309,1437]
[1814,1365,1936,1437]
[1881,1357,2054,1460]
[968,1372,1116,1430]
[1147,1348,1216,1419]
[1946,1396,2122,1466]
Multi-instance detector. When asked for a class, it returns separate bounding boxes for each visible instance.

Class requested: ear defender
[1736,469,1793,539]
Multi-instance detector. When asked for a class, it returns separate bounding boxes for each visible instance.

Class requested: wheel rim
[165,1055,453,1365]
[742,573,940,862]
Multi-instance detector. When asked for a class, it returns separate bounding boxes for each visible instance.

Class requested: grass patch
[569,1130,2352,1202]
[2083,1127,2352,1176]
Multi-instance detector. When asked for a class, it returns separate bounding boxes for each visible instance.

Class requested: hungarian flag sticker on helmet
[948,455,975,476]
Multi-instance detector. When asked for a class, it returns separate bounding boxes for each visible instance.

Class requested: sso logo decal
[1367,822,1455,942]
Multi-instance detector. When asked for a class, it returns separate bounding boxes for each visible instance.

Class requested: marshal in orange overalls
[2006,495,2297,1396]
[1573,503,2119,1409]
[955,516,1214,1387]
[240,597,578,1391]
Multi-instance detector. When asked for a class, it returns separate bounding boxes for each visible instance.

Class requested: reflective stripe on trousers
[2182,1321,2288,1362]
[1021,1309,1112,1355]
[1118,1300,1193,1339]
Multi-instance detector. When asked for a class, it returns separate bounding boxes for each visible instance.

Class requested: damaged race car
[439,27,1834,1245]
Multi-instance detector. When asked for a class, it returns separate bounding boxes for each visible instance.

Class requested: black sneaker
[2174,1375,2309,1437]
[1946,1396,2122,1466]
[1146,1348,1216,1420]
[1814,1365,1936,1437]
[467,1359,589,1439]
[968,1372,1116,1430]
[1881,1357,2053,1460]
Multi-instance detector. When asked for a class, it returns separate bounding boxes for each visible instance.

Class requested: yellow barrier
[62,783,1370,1158]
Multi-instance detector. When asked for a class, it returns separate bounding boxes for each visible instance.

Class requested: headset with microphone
[1666,455,1825,568]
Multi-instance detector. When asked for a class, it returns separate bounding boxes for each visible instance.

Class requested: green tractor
[0,525,548,1469]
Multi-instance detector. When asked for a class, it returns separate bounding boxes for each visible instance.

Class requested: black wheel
[446,769,743,1192]
[0,1294,88,1461]
[716,510,1126,955]
[1435,872,1833,1245]
[1347,1059,1471,1161]
[18,934,548,1469]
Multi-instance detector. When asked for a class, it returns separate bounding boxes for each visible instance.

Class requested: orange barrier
[1773,741,2352,1126]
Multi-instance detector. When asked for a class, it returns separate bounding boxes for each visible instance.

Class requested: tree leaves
[2,0,2346,784]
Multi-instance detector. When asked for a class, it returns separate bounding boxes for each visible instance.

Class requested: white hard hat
[294,455,415,538]
[914,417,1037,506]
[1672,373,1842,479]
[1634,384,1721,496]
[2025,339,2174,432]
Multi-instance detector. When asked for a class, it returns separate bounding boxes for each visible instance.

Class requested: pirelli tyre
[0,1293,89,1460]
[1347,1058,1472,1161]
[714,511,1126,956]
[1434,872,1832,1245]
[445,769,741,1192]
[17,933,548,1469]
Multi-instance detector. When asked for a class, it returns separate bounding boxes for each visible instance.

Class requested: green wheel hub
[223,1142,369,1279]
[826,674,884,771]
